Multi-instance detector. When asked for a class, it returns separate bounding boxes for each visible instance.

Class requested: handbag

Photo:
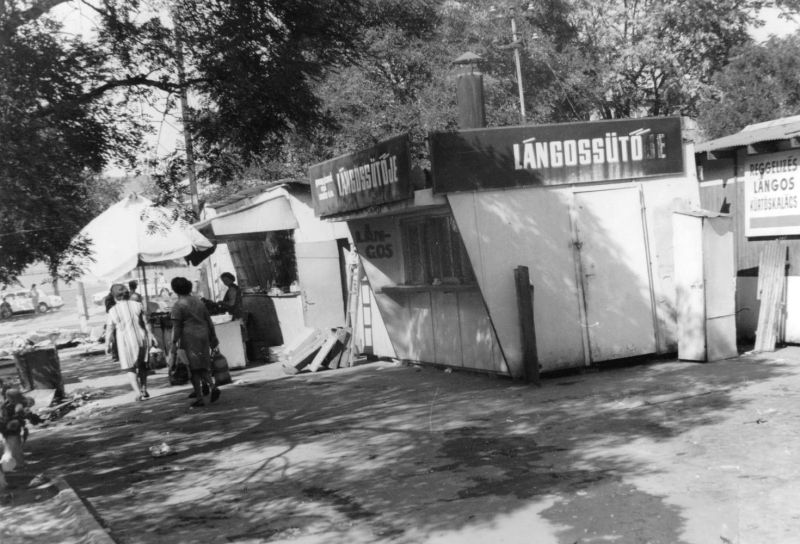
[148,347,167,369]
[168,348,190,386]
[212,349,232,386]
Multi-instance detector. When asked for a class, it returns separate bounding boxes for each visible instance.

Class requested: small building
[695,115,800,343]
[196,181,392,356]
[310,118,704,376]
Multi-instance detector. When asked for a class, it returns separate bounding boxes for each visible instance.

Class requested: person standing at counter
[106,284,156,401]
[219,272,243,318]
[128,280,143,303]
[170,277,220,407]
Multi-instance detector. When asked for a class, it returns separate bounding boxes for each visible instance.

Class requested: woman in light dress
[106,284,157,400]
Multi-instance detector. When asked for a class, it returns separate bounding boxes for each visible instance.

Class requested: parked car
[0,289,64,319]
[93,290,110,306]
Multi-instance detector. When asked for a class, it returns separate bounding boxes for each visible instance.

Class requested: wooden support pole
[514,266,540,385]
[76,281,89,333]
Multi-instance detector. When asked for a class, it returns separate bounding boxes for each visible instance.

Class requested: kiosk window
[401,215,475,285]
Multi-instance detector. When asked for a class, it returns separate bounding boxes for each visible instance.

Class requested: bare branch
[30,75,181,119]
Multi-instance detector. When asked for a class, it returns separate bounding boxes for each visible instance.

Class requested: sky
[752,7,800,42]
[49,2,800,179]
[52,1,183,178]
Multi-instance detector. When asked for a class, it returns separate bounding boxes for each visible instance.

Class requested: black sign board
[309,134,413,217]
[430,117,684,193]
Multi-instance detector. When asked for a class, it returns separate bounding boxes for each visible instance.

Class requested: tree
[6,0,800,288]
[284,0,800,176]
[697,34,800,139]
[0,0,380,284]
[149,0,449,198]
[0,4,142,286]
[507,0,800,120]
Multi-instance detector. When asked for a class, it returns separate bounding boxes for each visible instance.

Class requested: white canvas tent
[79,194,213,282]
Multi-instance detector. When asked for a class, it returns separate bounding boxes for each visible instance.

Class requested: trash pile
[149,442,176,458]
[0,330,93,359]
[37,389,109,422]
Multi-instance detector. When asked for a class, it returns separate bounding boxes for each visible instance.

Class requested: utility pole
[174,12,212,299]
[510,16,526,124]
[174,19,200,218]
[491,3,530,125]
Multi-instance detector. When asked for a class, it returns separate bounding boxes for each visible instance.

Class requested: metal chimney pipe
[453,52,486,129]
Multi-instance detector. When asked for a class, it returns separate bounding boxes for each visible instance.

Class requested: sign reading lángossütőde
[743,150,800,237]
[430,117,684,193]
[309,134,412,217]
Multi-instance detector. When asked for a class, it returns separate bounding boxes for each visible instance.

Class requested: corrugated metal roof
[696,115,800,153]
[206,178,308,209]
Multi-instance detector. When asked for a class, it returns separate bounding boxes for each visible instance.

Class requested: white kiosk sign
[744,150,800,237]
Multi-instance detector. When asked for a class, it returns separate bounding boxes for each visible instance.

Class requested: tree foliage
[1,2,138,286]
[290,0,800,174]
[0,0,375,284]
[6,0,800,287]
[698,34,800,139]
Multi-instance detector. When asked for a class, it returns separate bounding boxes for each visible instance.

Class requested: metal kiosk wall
[430,117,701,375]
[311,120,703,376]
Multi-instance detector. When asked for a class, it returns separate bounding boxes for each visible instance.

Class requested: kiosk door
[296,240,347,330]
[573,187,657,362]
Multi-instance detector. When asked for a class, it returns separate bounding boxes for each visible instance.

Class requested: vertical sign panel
[743,151,800,237]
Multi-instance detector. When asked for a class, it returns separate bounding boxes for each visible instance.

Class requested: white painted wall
[448,143,701,372]
[448,187,584,372]
[784,278,800,343]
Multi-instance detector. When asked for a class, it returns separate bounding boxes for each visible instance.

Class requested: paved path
[3,346,800,543]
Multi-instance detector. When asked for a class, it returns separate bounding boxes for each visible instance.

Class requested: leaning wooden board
[754,240,786,352]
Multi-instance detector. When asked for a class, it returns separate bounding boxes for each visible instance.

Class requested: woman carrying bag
[106,283,157,401]
[169,277,221,407]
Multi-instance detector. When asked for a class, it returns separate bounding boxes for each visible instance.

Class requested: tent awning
[195,195,299,241]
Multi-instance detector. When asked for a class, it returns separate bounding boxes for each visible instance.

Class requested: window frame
[400,212,476,286]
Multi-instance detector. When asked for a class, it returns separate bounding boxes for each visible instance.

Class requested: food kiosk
[310,119,705,376]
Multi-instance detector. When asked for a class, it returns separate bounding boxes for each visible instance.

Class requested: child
[0,380,40,489]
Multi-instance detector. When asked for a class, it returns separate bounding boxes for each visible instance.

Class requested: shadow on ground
[7,350,793,544]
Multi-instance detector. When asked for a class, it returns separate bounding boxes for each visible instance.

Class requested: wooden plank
[754,245,774,350]
[514,266,540,384]
[308,331,340,372]
[766,243,784,348]
[327,328,351,369]
[280,328,326,373]
[340,258,362,368]
[326,349,344,370]
[754,241,786,352]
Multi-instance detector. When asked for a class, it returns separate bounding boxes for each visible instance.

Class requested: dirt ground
[3,345,800,543]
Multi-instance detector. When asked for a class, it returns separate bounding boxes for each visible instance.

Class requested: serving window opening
[401,213,476,286]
